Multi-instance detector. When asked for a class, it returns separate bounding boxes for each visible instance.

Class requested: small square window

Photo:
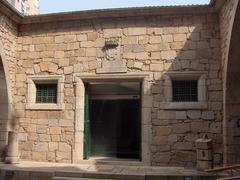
[26,75,65,110]
[172,80,198,102]
[161,73,207,110]
[36,84,57,103]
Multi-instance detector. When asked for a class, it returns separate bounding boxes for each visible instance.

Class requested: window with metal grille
[172,80,198,102]
[36,84,57,103]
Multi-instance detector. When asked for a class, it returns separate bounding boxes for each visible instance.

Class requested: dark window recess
[36,84,57,103]
[172,80,198,102]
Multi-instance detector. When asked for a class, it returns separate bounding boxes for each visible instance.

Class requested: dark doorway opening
[90,99,140,159]
[87,82,141,160]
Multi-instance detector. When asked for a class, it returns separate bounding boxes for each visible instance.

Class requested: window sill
[160,102,207,110]
[26,103,65,110]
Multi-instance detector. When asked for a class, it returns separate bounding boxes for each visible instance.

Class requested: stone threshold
[78,158,144,166]
[0,161,219,180]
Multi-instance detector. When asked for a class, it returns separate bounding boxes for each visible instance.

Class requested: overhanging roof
[0,0,225,25]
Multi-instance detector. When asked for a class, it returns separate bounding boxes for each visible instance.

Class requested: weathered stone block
[18,133,27,141]
[122,36,137,45]
[161,50,176,60]
[173,142,193,150]
[49,127,61,135]
[153,136,168,145]
[59,119,73,127]
[179,50,196,59]
[87,32,98,41]
[55,36,64,43]
[162,35,173,42]
[157,110,176,120]
[39,134,51,142]
[103,29,122,38]
[77,34,87,41]
[73,63,83,72]
[127,27,146,36]
[59,142,71,152]
[175,111,187,120]
[27,124,36,133]
[48,63,58,73]
[133,61,143,70]
[168,135,178,143]
[81,41,94,47]
[173,34,187,42]
[136,52,149,60]
[35,142,48,152]
[51,135,60,142]
[172,123,190,133]
[154,152,171,162]
[64,35,76,43]
[191,122,209,133]
[54,51,64,59]
[132,45,145,53]
[155,126,172,136]
[209,122,221,134]
[170,42,184,49]
[187,111,201,119]
[150,63,164,72]
[201,111,215,120]
[195,139,212,149]
[64,66,73,74]
[149,36,162,44]
[32,152,47,161]
[197,160,213,170]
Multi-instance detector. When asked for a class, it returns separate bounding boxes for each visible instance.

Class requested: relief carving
[96,38,127,74]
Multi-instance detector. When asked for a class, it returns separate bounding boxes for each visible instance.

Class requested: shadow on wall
[0,59,10,160]
[145,14,222,167]
[225,1,240,165]
[15,12,223,168]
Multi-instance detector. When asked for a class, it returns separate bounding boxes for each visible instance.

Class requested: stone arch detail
[0,39,13,160]
[224,0,240,165]
[0,39,12,119]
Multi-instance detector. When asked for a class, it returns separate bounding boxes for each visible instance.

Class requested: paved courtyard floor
[0,161,219,179]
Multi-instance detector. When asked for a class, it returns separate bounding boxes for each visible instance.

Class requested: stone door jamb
[73,73,152,165]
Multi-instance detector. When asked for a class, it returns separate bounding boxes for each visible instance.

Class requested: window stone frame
[161,71,207,110]
[26,75,65,110]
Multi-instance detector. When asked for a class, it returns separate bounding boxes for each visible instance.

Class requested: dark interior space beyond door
[87,82,141,160]
[90,99,140,159]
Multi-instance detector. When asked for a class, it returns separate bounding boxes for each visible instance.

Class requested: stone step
[53,176,217,180]
[53,173,217,180]
[52,177,114,180]
[77,159,144,166]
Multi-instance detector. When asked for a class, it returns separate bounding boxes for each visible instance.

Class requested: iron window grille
[172,80,198,102]
[36,84,57,103]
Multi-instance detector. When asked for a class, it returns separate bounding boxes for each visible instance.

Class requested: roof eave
[22,5,216,24]
[0,0,223,25]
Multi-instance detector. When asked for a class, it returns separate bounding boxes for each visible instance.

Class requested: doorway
[84,82,141,160]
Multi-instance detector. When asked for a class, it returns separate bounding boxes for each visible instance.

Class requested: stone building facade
[0,0,239,168]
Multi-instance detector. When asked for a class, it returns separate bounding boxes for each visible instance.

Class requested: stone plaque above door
[96,38,127,74]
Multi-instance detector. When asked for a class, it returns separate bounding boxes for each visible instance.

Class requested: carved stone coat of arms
[96,38,127,74]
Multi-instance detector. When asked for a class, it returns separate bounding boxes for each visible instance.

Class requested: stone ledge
[160,102,208,110]
[25,103,65,111]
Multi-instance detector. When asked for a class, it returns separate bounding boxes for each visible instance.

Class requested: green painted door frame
[83,84,91,159]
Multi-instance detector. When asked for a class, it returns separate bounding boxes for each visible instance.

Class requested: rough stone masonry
[0,0,239,168]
